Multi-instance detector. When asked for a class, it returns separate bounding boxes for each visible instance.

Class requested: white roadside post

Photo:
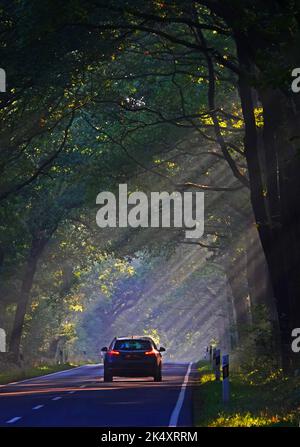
[209,345,213,364]
[0,328,6,352]
[212,347,216,370]
[215,348,221,380]
[222,354,230,403]
[0,69,6,93]
[205,346,209,360]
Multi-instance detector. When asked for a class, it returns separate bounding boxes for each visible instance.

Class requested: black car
[101,336,166,382]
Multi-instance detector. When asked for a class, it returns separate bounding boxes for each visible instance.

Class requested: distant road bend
[0,362,196,427]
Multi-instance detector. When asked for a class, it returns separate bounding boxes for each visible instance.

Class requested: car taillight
[108,350,120,356]
[145,350,156,356]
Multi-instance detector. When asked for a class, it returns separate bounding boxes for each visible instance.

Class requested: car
[101,336,166,382]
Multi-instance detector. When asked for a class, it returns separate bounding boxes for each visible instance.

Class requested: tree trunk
[235,39,300,371]
[245,224,277,319]
[245,222,281,361]
[9,237,48,360]
[225,245,251,342]
[275,94,300,369]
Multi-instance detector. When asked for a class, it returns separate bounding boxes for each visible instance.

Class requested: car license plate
[126,354,137,359]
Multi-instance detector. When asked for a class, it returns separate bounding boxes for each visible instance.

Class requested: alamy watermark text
[96,184,204,239]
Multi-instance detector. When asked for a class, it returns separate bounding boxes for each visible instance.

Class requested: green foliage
[234,305,279,376]
[193,362,298,427]
[0,0,290,374]
[0,363,76,385]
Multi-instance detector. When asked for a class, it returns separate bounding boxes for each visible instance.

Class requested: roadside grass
[0,363,76,385]
[193,361,300,427]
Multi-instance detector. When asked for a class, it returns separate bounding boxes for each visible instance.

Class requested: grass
[0,363,76,385]
[193,361,300,427]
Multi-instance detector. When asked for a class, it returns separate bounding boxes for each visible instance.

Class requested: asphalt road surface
[0,362,196,427]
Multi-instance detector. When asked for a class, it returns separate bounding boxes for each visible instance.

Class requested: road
[0,362,196,427]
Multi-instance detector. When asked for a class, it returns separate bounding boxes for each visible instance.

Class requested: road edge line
[168,362,192,427]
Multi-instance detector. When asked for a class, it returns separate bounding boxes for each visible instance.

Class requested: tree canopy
[1,0,300,372]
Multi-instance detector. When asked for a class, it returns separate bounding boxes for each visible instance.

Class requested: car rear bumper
[106,367,157,377]
[105,360,159,377]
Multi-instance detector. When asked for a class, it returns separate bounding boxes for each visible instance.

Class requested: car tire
[154,365,162,382]
[104,370,113,382]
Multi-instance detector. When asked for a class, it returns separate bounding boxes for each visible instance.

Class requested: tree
[81,0,300,369]
[2,0,299,370]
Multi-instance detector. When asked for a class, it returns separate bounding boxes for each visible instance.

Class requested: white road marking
[6,416,22,424]
[79,384,86,388]
[51,396,62,401]
[168,362,192,427]
[68,390,75,394]
[32,405,44,410]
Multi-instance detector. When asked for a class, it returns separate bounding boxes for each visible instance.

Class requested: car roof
[114,336,154,341]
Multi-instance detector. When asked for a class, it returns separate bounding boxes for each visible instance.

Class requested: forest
[0,0,300,382]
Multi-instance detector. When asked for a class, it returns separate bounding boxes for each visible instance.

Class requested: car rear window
[114,339,152,351]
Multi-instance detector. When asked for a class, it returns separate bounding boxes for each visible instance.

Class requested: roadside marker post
[212,347,217,371]
[222,354,230,403]
[205,346,209,361]
[0,69,6,93]
[214,348,221,381]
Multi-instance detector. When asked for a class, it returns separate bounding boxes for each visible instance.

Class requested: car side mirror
[101,347,108,352]
[159,347,166,352]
